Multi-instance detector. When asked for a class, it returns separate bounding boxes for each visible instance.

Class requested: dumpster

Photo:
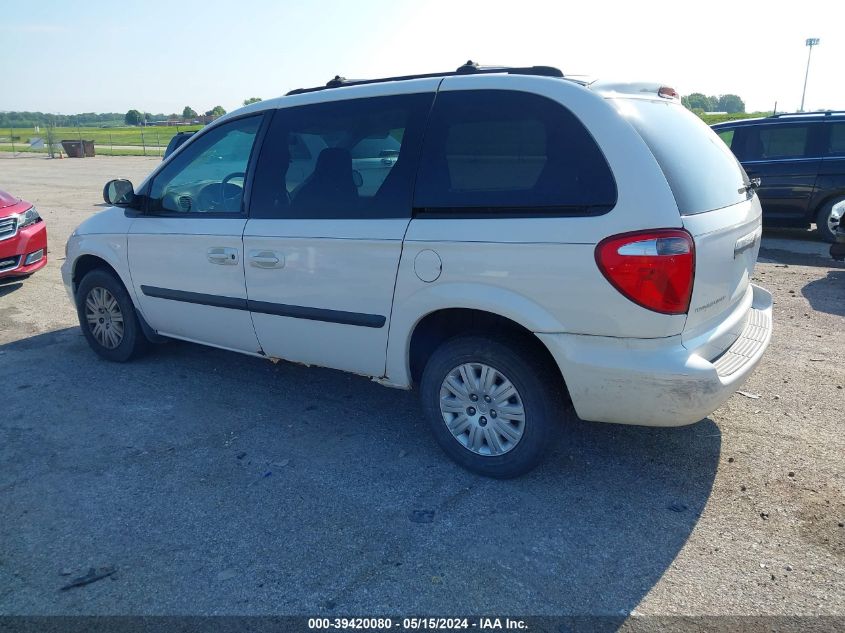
[61,140,95,158]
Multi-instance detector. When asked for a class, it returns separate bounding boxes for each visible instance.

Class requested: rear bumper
[537,284,773,427]
[0,221,48,279]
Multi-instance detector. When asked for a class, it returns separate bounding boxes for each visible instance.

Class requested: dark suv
[162,131,195,160]
[712,112,845,242]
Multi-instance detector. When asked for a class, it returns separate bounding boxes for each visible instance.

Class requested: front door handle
[207,247,239,265]
[249,250,285,269]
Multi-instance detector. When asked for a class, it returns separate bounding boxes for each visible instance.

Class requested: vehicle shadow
[0,279,24,297]
[802,269,845,317]
[762,226,819,243]
[759,229,844,269]
[0,329,720,625]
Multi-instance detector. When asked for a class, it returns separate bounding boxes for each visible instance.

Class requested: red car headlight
[18,206,42,229]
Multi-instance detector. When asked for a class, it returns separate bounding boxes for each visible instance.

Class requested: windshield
[613,99,749,215]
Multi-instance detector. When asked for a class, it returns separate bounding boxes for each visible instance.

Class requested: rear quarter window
[413,90,617,215]
[617,100,748,215]
[828,122,845,156]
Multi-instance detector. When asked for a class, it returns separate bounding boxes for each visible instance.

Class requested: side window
[413,90,616,214]
[745,125,810,160]
[149,115,262,214]
[249,93,433,219]
[716,128,735,149]
[349,135,401,159]
[827,123,845,156]
[288,134,313,160]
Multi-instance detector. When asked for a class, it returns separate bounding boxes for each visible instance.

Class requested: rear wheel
[816,197,845,243]
[76,269,148,362]
[420,336,561,478]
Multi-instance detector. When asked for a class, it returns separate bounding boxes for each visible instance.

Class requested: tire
[816,197,845,243]
[419,336,562,478]
[75,268,148,362]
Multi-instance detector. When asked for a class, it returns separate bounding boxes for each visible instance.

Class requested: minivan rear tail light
[595,229,695,315]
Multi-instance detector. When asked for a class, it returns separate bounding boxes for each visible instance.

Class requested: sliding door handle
[249,250,285,269]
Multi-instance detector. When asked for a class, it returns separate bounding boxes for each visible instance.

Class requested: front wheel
[420,336,561,478]
[76,268,148,362]
[816,197,845,243]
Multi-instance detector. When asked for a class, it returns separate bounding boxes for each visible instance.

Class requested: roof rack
[286,61,564,96]
[768,110,845,118]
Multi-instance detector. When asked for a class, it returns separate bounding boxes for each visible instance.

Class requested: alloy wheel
[84,286,125,349]
[827,200,845,234]
[439,362,526,456]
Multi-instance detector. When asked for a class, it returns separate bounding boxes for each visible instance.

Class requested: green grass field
[0,124,203,149]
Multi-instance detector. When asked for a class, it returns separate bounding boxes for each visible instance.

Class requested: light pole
[800,37,820,112]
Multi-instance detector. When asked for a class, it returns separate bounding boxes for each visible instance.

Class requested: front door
[128,114,265,353]
[243,89,436,376]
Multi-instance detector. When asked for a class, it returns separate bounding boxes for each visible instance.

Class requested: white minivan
[62,63,773,477]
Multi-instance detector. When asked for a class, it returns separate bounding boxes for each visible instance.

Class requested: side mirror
[352,170,363,188]
[103,179,136,207]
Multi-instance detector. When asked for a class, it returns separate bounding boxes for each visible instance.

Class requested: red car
[0,189,47,279]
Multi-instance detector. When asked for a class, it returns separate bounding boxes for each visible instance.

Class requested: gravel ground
[0,155,843,618]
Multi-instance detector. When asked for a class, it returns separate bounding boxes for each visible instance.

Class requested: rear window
[617,100,748,215]
[754,125,809,159]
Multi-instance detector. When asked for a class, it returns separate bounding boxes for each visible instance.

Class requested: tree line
[1,99,263,129]
[681,93,745,114]
[0,111,125,128]
[123,105,227,125]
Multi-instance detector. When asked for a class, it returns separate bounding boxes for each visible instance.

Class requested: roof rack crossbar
[286,61,564,96]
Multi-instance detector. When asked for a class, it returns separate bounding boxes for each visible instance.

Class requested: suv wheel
[76,269,148,362]
[420,336,560,478]
[817,197,845,243]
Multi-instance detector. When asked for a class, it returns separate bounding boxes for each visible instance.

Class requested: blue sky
[2,0,842,115]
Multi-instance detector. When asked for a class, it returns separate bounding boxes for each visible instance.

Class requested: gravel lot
[1,155,843,618]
